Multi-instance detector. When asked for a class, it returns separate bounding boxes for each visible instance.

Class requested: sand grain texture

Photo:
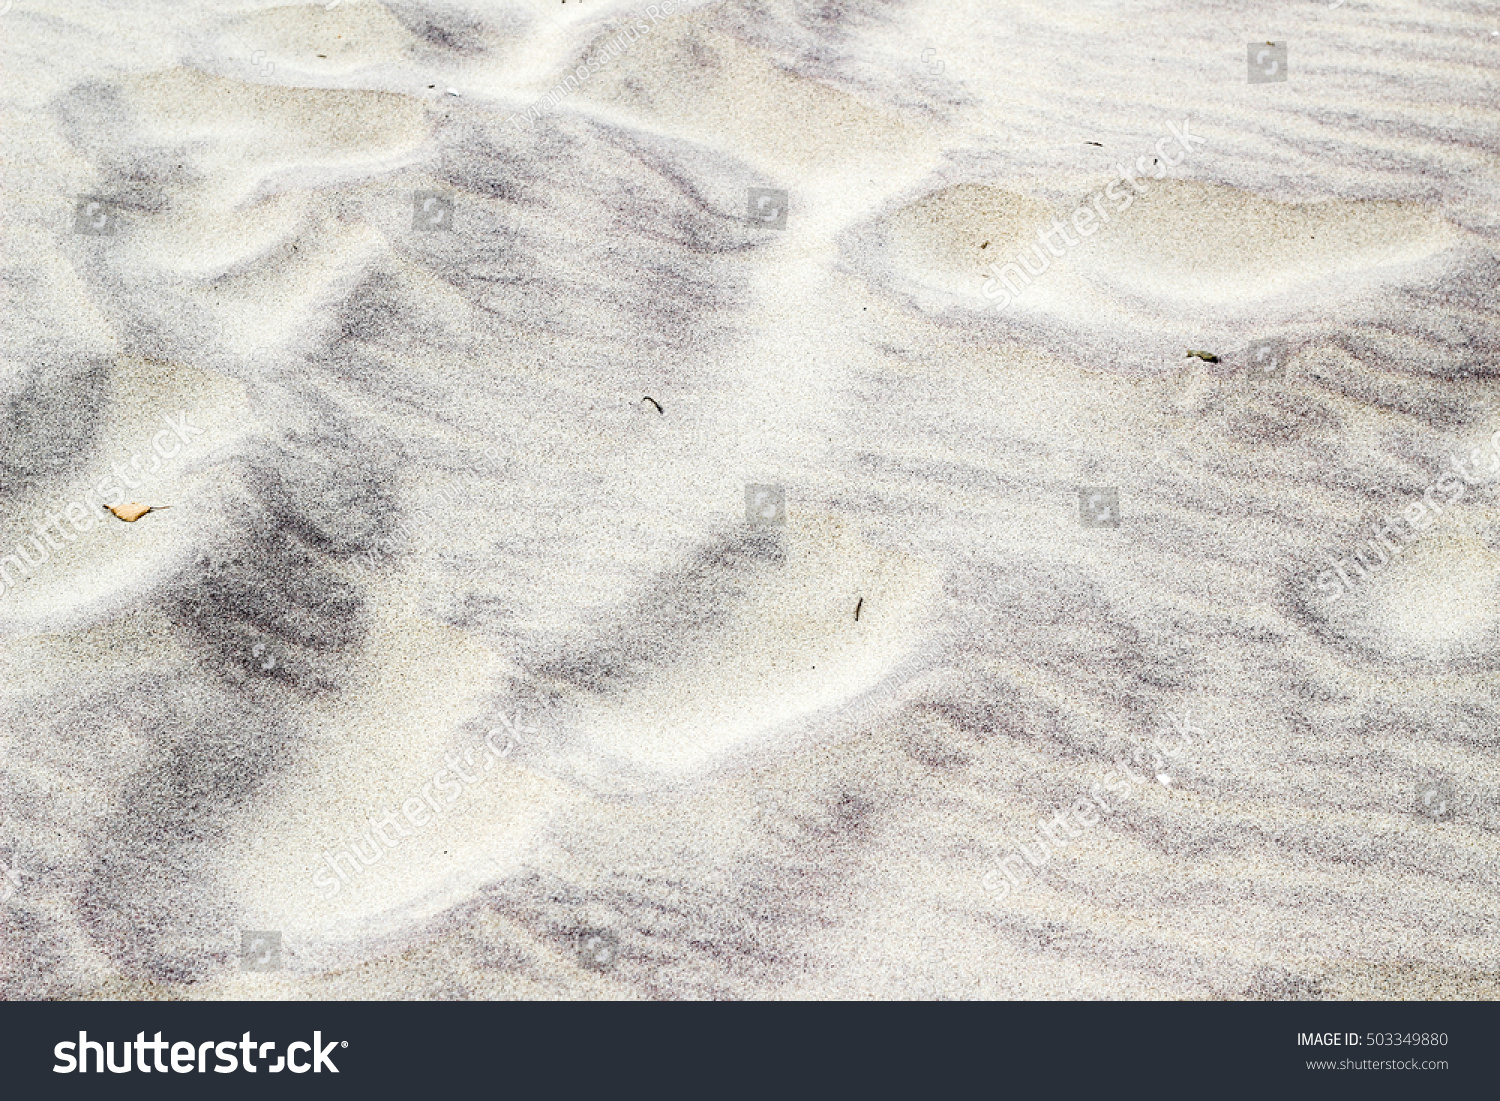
[0,0,1497,1000]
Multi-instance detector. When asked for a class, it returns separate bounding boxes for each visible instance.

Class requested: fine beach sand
[1,0,1498,999]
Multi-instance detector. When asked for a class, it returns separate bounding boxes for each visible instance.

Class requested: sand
[1,0,1498,999]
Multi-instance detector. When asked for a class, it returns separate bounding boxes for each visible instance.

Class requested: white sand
[1,0,1498,999]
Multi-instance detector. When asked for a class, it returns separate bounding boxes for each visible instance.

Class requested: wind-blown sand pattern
[1,0,1498,1000]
